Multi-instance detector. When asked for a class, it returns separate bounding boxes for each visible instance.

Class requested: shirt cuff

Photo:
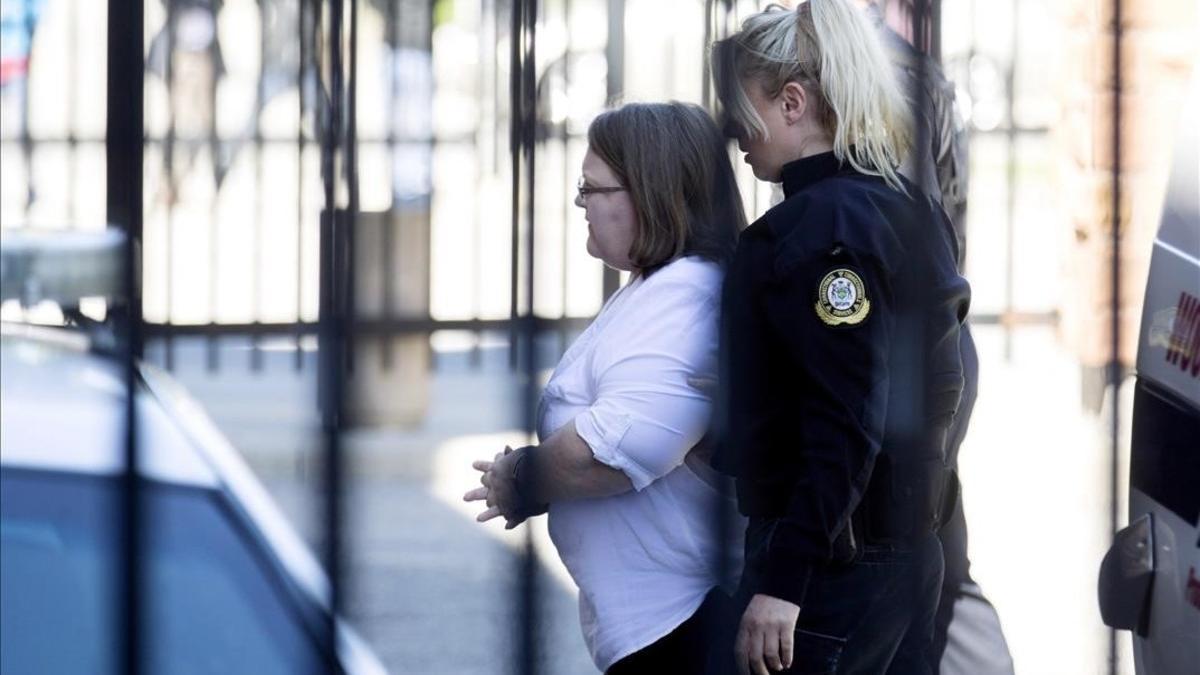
[573,411,656,491]
[757,546,814,608]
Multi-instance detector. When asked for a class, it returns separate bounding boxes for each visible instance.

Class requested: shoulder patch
[814,268,871,326]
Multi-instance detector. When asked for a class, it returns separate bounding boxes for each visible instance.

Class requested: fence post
[107,2,145,674]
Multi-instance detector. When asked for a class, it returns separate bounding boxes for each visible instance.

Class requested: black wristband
[510,445,548,520]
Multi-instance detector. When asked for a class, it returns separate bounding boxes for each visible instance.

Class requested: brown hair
[587,102,746,275]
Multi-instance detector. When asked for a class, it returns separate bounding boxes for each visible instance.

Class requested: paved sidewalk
[261,476,595,674]
[154,337,597,674]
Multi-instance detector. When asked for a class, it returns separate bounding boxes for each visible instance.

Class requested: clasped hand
[462,446,524,529]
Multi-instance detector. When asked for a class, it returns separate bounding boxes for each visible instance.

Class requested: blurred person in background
[147,0,226,205]
[145,0,328,205]
[710,1,970,673]
[464,102,747,674]
[861,2,1013,672]
[0,0,45,211]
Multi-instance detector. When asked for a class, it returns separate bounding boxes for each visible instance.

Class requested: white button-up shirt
[538,255,743,671]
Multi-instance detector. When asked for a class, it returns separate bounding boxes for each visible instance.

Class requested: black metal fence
[0,0,1130,672]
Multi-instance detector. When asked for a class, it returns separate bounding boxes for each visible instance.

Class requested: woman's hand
[735,594,800,675]
[463,424,634,525]
[463,447,524,529]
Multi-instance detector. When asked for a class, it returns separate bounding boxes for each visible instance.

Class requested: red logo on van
[1165,292,1200,378]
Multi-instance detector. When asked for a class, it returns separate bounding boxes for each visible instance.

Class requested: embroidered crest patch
[814,268,870,326]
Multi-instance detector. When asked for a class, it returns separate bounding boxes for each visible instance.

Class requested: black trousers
[725,534,944,675]
[932,323,980,669]
[606,587,733,675]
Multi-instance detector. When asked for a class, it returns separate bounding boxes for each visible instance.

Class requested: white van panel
[1156,72,1199,256]
[1137,68,1200,409]
[1137,243,1200,409]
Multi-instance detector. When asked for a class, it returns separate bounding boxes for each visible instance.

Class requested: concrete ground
[151,334,598,674]
[152,322,1135,675]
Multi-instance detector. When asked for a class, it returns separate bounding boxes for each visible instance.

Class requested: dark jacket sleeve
[713,231,775,479]
[753,244,895,606]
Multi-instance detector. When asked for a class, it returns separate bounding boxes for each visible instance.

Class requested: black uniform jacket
[712,151,971,606]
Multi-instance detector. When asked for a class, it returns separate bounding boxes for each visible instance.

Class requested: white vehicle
[0,231,387,674]
[1098,72,1200,673]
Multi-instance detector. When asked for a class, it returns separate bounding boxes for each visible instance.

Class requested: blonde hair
[711,0,912,191]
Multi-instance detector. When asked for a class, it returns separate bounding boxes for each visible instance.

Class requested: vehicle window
[1130,380,1200,528]
[0,469,329,675]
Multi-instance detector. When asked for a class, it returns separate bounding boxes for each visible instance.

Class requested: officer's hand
[735,594,800,675]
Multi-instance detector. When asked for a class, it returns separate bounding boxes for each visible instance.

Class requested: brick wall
[1056,0,1197,368]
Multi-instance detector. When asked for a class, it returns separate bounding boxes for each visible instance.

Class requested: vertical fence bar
[559,0,572,357]
[1107,0,1123,671]
[318,0,349,671]
[702,0,714,110]
[931,0,942,64]
[66,2,77,227]
[520,4,542,672]
[381,0,399,371]
[509,0,523,370]
[1003,0,1018,362]
[19,4,35,216]
[164,2,177,371]
[492,0,502,178]
[472,0,492,370]
[909,0,933,575]
[510,0,525,637]
[425,0,437,374]
[710,0,736,624]
[206,0,222,373]
[509,0,542,670]
[346,0,360,377]
[252,4,268,373]
[601,0,623,301]
[107,3,144,674]
[297,0,312,372]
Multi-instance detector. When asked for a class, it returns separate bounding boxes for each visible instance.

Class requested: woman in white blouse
[463,101,747,673]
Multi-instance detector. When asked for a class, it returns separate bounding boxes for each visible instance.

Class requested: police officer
[709,2,970,673]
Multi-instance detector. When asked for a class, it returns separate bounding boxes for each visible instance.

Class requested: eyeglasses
[576,176,626,203]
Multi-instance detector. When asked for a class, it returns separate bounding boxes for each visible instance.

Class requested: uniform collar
[780,151,844,198]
